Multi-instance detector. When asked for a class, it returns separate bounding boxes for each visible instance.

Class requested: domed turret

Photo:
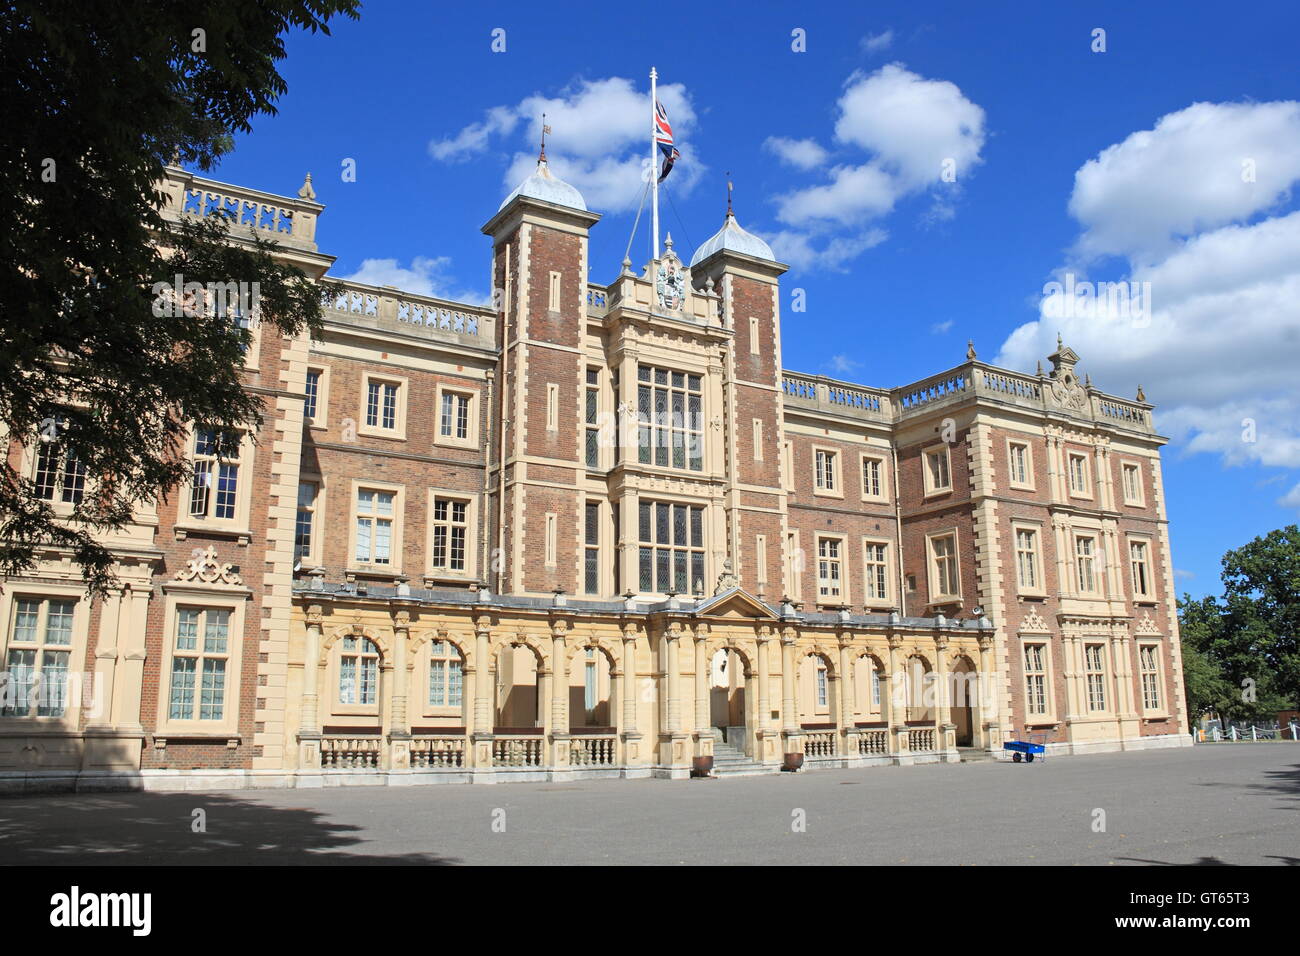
[499,158,587,212]
[689,209,775,267]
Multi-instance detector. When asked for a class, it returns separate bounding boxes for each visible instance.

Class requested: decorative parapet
[320,277,497,347]
[781,372,891,423]
[780,359,1156,436]
[159,165,324,252]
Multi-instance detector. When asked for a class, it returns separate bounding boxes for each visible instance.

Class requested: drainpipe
[495,249,511,596]
[891,444,907,617]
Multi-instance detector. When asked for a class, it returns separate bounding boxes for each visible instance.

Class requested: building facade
[0,159,1191,790]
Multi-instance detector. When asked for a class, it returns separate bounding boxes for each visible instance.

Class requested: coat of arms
[656,256,685,312]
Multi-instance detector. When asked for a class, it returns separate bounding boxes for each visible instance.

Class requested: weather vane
[726,171,733,213]
[540,112,551,161]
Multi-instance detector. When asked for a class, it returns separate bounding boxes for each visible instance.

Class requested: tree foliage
[1,0,359,594]
[1178,525,1300,721]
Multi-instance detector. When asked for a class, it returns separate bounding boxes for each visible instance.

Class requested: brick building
[0,159,1190,789]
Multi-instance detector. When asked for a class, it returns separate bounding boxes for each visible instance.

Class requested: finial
[1085,372,1092,387]
[726,171,734,215]
[297,172,316,201]
[1136,384,1146,402]
[621,256,633,275]
[664,232,674,252]
[539,113,551,163]
[1056,331,1064,349]
[1036,360,1044,376]
[966,339,977,361]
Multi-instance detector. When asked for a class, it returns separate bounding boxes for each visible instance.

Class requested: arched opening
[709,647,748,753]
[950,655,977,746]
[495,643,541,729]
[570,646,614,730]
[797,652,837,727]
[852,653,887,724]
[906,655,935,723]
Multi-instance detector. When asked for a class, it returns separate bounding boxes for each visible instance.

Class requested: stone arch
[948,653,979,746]
[851,649,889,723]
[321,623,391,661]
[409,627,474,670]
[565,635,621,675]
[905,652,935,722]
[798,646,838,726]
[568,638,618,731]
[492,633,547,729]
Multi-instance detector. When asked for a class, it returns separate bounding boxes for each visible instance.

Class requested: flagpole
[650,66,659,263]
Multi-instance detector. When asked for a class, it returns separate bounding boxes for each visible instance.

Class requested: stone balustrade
[320,278,496,345]
[858,728,889,756]
[803,731,837,758]
[492,736,545,768]
[907,728,937,753]
[781,360,1155,435]
[320,735,382,769]
[570,734,617,767]
[410,736,465,769]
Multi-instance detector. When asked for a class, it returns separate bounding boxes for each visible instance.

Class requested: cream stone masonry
[0,162,1190,793]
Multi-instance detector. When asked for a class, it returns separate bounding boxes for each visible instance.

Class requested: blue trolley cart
[1003,730,1047,764]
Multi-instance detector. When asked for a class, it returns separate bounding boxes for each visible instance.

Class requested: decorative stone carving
[1134,612,1161,636]
[1019,608,1050,632]
[173,546,242,585]
[714,558,739,595]
[655,238,686,312]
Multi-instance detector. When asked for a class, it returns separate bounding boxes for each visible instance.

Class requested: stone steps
[709,735,767,776]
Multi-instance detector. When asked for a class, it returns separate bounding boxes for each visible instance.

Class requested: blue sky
[206,0,1300,598]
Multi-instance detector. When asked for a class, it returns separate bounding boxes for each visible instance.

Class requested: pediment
[692,587,779,621]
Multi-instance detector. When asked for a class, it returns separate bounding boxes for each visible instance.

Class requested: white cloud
[766,64,986,271]
[775,163,896,226]
[429,77,703,213]
[931,320,954,334]
[861,30,894,54]
[1068,101,1300,265]
[1280,483,1300,510]
[996,100,1300,480]
[763,136,829,171]
[341,256,490,306]
[834,63,985,191]
[830,354,861,375]
[763,227,887,272]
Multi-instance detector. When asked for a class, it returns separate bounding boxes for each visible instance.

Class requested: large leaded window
[1084,643,1107,711]
[638,501,704,594]
[339,635,379,705]
[1023,643,1048,716]
[584,501,600,594]
[428,640,463,708]
[189,429,241,521]
[168,607,230,721]
[1139,644,1162,711]
[2,597,75,717]
[429,498,468,572]
[33,439,87,505]
[637,366,703,471]
[817,537,843,600]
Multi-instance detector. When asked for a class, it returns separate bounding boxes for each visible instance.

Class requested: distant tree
[1,0,360,594]
[1219,526,1300,712]
[1178,525,1300,723]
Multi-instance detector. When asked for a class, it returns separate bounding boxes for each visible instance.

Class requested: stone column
[620,622,642,766]
[111,583,151,729]
[86,586,122,729]
[838,633,856,760]
[780,627,799,760]
[472,616,493,769]
[934,634,955,755]
[977,634,1001,750]
[693,625,710,757]
[389,611,411,737]
[757,626,772,760]
[888,635,909,758]
[550,620,569,767]
[665,625,682,734]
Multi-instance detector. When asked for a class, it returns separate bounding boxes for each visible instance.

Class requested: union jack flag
[655,99,681,181]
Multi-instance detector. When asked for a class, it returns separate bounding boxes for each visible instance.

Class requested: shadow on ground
[0,792,458,865]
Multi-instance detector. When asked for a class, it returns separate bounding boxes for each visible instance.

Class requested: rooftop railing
[321,278,497,345]
[781,361,1155,435]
